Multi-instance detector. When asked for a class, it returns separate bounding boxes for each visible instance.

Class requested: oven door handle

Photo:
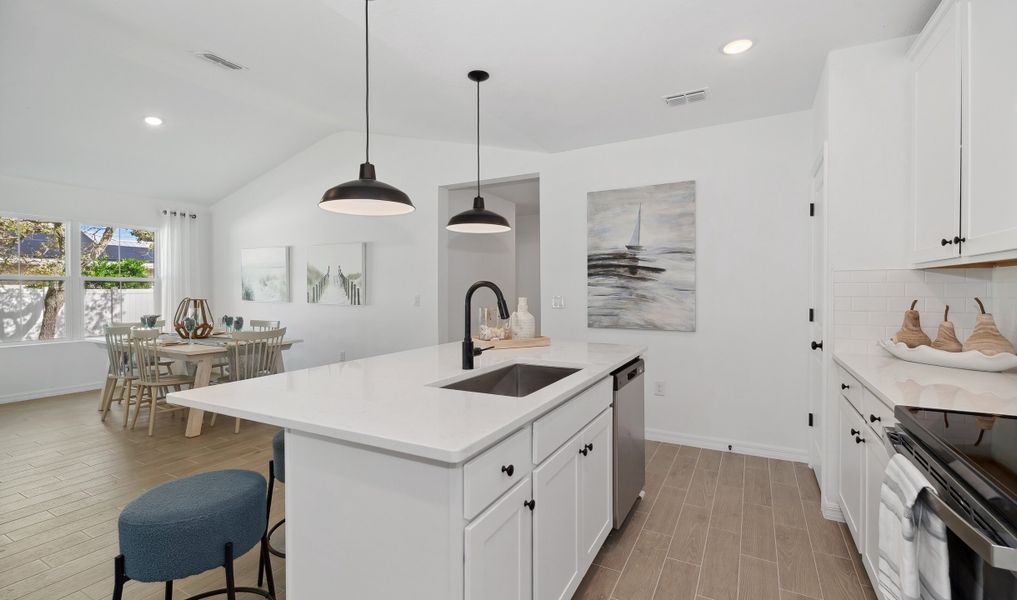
[920,490,1017,571]
[885,428,1017,571]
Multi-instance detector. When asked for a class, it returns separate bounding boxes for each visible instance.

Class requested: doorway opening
[438,174,540,343]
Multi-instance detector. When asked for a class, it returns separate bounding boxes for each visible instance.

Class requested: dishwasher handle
[612,358,644,391]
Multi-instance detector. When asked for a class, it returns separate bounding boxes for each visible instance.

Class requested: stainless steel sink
[441,364,581,398]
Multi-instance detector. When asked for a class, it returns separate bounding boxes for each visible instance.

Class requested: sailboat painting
[587,180,696,331]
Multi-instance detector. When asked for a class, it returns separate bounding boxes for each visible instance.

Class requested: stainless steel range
[888,406,1017,599]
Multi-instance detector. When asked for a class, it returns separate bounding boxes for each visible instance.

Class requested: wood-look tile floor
[576,441,877,600]
[2,393,873,600]
[0,391,286,600]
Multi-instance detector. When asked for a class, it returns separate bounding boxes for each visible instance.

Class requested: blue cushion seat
[118,470,267,582]
[272,430,285,483]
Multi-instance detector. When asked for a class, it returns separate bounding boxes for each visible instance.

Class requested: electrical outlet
[413,294,421,307]
[654,382,665,396]
[339,351,347,362]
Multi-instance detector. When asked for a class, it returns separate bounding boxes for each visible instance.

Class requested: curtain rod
[162,210,197,219]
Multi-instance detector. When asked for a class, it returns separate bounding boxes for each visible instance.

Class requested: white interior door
[808,147,827,474]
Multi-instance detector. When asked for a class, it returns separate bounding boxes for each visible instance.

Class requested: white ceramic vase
[510,298,536,339]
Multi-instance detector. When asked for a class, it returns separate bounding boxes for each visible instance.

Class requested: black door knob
[850,428,860,436]
[855,436,865,444]
[954,236,966,244]
[501,464,514,477]
[942,238,954,246]
[811,341,824,351]
[579,447,589,456]
[841,383,850,390]
[869,414,882,423]
[523,499,536,511]
[585,443,594,453]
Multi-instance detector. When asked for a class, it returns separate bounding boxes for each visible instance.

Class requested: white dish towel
[878,453,952,600]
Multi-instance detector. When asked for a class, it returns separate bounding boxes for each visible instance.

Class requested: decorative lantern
[173,298,215,339]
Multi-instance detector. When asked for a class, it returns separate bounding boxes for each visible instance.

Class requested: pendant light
[320,0,413,216]
[446,70,511,234]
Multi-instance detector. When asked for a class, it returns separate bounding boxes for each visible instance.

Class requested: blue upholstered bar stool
[113,470,275,600]
[259,431,286,587]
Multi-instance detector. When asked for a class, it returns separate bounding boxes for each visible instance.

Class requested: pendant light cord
[476,76,481,199]
[364,0,370,164]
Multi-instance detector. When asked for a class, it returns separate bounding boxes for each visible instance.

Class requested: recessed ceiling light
[143,116,164,127]
[722,39,754,55]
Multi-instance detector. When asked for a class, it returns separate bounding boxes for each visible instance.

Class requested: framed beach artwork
[587,180,696,331]
[240,247,290,302]
[306,243,366,306]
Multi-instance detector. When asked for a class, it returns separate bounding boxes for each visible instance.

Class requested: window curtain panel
[159,210,203,318]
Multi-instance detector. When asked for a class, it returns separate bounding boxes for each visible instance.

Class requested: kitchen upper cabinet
[532,435,581,600]
[910,1,963,263]
[578,409,613,568]
[838,397,865,546]
[465,477,534,600]
[911,0,1017,264]
[962,0,1017,257]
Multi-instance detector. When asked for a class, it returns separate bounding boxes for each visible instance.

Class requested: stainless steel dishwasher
[612,358,645,528]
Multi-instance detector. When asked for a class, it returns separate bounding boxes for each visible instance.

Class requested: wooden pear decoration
[893,300,932,348]
[963,298,1016,356]
[931,305,963,352]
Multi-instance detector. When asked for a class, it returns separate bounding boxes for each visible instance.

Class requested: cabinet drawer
[836,367,863,412]
[533,378,612,464]
[464,427,533,520]
[862,389,895,442]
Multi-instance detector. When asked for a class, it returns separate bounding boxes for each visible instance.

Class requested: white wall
[0,175,211,402]
[515,212,541,334]
[825,37,915,270]
[210,131,544,370]
[541,111,813,459]
[443,190,517,342]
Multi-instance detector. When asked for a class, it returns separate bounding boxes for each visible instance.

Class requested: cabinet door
[578,409,613,569]
[911,1,963,262]
[863,432,890,583]
[465,477,533,600]
[532,435,581,600]
[963,0,1017,256]
[837,398,865,549]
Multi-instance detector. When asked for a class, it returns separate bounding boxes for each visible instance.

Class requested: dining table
[88,332,302,438]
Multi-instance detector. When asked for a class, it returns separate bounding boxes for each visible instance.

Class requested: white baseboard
[645,428,810,463]
[821,498,845,522]
[0,381,103,405]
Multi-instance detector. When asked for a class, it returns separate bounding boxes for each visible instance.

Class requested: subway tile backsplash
[832,267,1011,355]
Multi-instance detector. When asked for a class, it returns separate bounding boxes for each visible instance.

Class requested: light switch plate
[551,295,566,309]
[654,382,665,396]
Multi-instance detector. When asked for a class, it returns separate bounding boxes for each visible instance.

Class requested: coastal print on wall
[587,180,696,331]
[307,243,366,306]
[241,247,290,302]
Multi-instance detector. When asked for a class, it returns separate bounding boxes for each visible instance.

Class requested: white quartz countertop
[834,352,1017,417]
[168,341,644,464]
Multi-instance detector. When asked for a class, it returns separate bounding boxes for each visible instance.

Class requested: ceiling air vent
[194,51,248,71]
[664,88,708,106]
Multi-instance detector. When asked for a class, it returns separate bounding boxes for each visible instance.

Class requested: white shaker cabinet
[962,0,1017,257]
[532,435,581,600]
[910,0,1017,265]
[838,397,866,546]
[863,431,891,581]
[578,409,613,568]
[465,477,534,600]
[909,0,964,263]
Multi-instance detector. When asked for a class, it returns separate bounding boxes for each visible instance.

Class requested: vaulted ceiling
[0,0,937,203]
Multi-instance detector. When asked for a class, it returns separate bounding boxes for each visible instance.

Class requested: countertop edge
[170,344,646,464]
[831,352,896,411]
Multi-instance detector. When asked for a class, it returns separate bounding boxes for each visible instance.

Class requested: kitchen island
[168,340,644,600]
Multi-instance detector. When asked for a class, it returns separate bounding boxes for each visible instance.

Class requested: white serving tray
[878,339,1017,372]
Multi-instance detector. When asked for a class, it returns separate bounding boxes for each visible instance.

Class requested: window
[0,217,67,342]
[80,224,157,336]
[0,215,158,343]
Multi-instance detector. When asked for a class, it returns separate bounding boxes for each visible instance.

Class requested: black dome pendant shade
[319,0,413,216]
[446,70,511,234]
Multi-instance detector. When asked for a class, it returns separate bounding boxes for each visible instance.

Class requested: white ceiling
[0,0,937,204]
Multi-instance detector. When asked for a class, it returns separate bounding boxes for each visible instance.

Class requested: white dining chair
[100,325,139,427]
[250,320,281,331]
[210,328,286,433]
[129,328,195,436]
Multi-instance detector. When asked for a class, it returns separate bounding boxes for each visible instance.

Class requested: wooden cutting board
[472,336,551,350]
